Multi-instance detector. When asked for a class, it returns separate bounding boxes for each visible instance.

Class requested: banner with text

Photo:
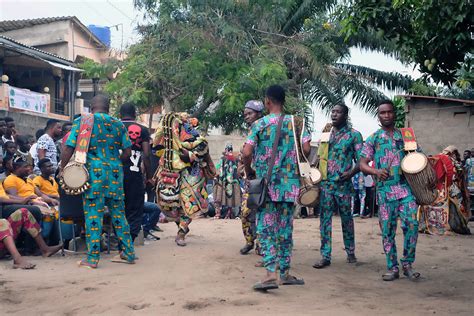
[8,86,48,114]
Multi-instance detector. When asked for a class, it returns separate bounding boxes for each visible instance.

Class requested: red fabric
[431,154,454,190]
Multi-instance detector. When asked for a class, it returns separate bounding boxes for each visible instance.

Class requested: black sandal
[382,270,400,281]
[240,243,254,255]
[347,254,357,263]
[403,267,421,281]
[280,275,305,285]
[313,259,331,269]
[253,279,279,291]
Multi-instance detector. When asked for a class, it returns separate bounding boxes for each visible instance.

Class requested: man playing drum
[313,104,363,269]
[359,100,420,282]
[60,94,135,268]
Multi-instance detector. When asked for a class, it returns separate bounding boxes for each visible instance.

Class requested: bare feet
[42,244,63,257]
[13,256,36,269]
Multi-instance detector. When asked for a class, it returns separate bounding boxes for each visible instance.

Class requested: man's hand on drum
[375,169,390,181]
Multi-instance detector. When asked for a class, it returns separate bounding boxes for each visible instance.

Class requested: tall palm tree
[129,0,412,130]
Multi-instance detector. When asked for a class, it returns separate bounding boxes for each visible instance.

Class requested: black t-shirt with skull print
[122,120,151,173]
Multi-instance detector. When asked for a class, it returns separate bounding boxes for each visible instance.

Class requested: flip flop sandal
[111,255,135,264]
[148,232,161,240]
[240,243,254,255]
[253,279,279,292]
[403,268,421,281]
[313,259,331,269]
[382,271,400,281]
[280,275,305,285]
[77,260,97,269]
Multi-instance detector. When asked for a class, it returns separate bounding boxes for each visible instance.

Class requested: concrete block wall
[0,110,67,137]
[405,99,474,155]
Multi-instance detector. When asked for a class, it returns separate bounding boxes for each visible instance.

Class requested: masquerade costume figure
[153,113,215,246]
[214,144,242,219]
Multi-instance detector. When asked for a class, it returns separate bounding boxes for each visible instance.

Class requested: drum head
[63,165,88,189]
[299,187,319,206]
[401,152,427,174]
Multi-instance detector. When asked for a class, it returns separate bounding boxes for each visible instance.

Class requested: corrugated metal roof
[398,94,474,106]
[0,16,73,32]
[0,35,75,65]
[0,16,106,48]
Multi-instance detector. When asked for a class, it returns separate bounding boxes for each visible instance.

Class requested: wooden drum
[401,152,437,205]
[297,176,320,207]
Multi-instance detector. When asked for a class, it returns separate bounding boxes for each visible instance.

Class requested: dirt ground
[1,217,473,315]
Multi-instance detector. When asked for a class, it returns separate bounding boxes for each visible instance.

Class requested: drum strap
[74,113,94,164]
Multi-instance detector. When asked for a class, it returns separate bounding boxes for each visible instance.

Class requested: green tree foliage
[79,58,117,80]
[111,0,414,132]
[393,96,406,128]
[341,0,473,86]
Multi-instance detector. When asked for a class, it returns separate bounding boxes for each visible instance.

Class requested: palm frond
[282,0,338,35]
[335,63,414,91]
[291,43,334,82]
[304,78,344,112]
[344,29,406,61]
[334,71,388,114]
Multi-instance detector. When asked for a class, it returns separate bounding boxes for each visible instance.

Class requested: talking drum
[401,152,437,205]
[59,162,90,195]
[297,168,322,207]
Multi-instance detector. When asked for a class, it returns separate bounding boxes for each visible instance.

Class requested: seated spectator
[33,158,59,200]
[3,155,58,213]
[142,201,161,240]
[0,208,62,269]
[16,135,34,167]
[2,153,14,178]
[29,129,44,168]
[4,141,17,157]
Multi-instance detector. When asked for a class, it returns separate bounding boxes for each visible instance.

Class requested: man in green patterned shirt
[313,104,363,269]
[61,95,135,268]
[243,85,311,291]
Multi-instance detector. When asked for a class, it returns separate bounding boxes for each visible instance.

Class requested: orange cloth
[33,176,59,196]
[0,183,8,198]
[3,175,36,198]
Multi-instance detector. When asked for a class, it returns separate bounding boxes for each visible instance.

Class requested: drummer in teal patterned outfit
[61,94,135,268]
[359,100,420,282]
[242,85,311,291]
[313,104,363,269]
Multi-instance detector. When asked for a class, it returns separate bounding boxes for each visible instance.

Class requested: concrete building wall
[70,22,107,63]
[206,135,247,164]
[1,21,70,58]
[405,98,474,155]
[1,20,107,63]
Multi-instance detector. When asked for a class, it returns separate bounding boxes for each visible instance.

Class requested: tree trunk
[92,78,100,96]
[148,106,154,129]
[163,97,172,113]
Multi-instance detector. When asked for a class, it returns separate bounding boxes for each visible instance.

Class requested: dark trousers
[365,187,376,217]
[123,168,145,241]
[142,201,161,236]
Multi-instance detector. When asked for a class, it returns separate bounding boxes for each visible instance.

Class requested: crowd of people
[0,85,472,292]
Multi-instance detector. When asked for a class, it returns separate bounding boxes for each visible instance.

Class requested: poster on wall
[8,86,48,114]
